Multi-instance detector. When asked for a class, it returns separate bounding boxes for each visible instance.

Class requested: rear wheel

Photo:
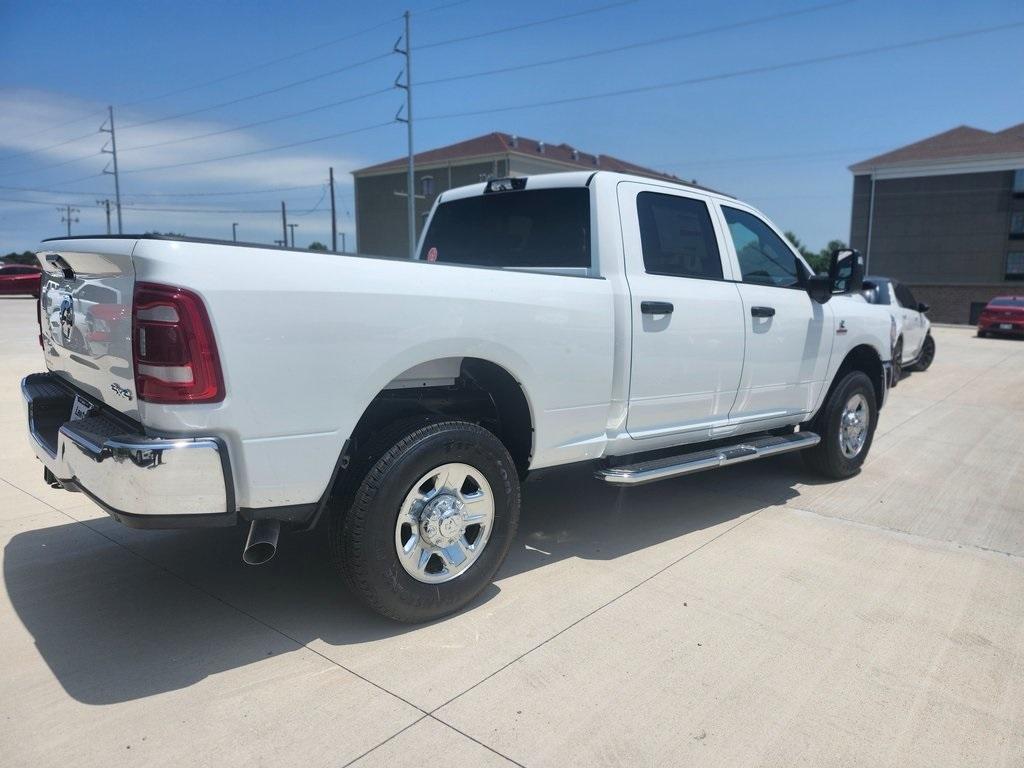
[909,333,935,371]
[803,370,877,479]
[330,420,520,623]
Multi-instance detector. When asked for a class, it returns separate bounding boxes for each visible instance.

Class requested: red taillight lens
[132,282,224,403]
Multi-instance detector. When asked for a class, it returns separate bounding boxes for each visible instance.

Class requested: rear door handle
[641,301,674,315]
[751,306,775,318]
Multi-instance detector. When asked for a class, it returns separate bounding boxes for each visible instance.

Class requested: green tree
[308,241,328,252]
[784,233,847,275]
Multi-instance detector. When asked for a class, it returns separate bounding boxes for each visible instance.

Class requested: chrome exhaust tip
[242,519,280,566]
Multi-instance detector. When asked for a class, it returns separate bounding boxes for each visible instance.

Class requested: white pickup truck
[23,171,894,622]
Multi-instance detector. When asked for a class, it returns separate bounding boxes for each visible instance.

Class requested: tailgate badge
[59,295,74,342]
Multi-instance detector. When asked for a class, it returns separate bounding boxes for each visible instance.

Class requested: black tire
[908,333,935,371]
[329,420,520,623]
[978,330,988,338]
[803,370,878,479]
[891,337,903,382]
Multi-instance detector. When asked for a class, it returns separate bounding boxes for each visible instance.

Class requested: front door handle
[641,301,674,315]
[751,306,776,318]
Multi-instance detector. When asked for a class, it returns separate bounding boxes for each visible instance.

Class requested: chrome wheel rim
[394,463,495,584]
[839,393,870,459]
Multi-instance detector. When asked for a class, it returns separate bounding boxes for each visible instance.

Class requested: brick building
[849,122,1024,323]
[352,132,681,258]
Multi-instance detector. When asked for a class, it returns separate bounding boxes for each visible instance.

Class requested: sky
[1,0,1022,252]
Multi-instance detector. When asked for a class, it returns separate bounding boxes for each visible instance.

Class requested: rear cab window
[419,186,591,275]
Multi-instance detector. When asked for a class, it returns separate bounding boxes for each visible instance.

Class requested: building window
[1011,212,1024,239]
[1007,251,1024,280]
[1014,169,1024,194]
[421,176,435,197]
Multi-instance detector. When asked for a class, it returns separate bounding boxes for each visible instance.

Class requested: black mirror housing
[829,248,864,294]
[918,301,930,313]
[807,273,832,304]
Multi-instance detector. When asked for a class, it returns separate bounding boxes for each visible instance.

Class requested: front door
[619,183,745,439]
[716,203,834,426]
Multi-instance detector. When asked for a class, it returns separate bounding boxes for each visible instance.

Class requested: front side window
[722,207,803,288]
[636,192,722,280]
[1007,251,1024,280]
[419,188,590,270]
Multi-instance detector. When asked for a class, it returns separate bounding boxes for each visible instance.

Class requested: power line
[118,18,402,109]
[120,120,394,174]
[120,51,393,130]
[420,21,1024,121]
[0,128,101,162]
[0,150,101,179]
[0,196,328,215]
[417,0,642,50]
[2,108,107,146]
[418,0,857,86]
[0,182,340,198]
[119,86,393,152]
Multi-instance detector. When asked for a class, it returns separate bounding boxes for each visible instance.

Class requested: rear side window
[1,266,37,275]
[419,188,590,270]
[636,192,722,279]
[990,297,1024,307]
[722,206,803,288]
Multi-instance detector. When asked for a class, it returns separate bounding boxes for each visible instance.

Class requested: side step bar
[597,431,820,486]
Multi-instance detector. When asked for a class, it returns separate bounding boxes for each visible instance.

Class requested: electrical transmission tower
[100,106,123,234]
[59,204,80,237]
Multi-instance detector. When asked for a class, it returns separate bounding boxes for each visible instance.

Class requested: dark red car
[977,296,1024,337]
[0,264,42,298]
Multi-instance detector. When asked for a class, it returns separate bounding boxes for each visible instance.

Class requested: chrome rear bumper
[22,372,235,528]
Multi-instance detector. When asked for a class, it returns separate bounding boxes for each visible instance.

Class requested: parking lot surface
[1,296,1022,767]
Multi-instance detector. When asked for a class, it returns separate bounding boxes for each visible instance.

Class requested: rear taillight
[132,282,224,403]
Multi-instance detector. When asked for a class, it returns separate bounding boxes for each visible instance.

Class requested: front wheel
[909,333,935,371]
[803,370,878,479]
[330,420,520,623]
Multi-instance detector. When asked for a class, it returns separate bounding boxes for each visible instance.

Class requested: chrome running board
[596,431,820,486]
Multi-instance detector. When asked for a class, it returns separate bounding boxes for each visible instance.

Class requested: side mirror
[807,273,832,304]
[829,248,864,294]
[917,301,930,313]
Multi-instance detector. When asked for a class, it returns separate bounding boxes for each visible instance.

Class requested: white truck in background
[23,171,894,622]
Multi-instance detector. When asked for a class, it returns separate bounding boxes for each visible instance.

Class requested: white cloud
[0,89,370,248]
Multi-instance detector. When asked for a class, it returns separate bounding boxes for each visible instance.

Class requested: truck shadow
[4,455,816,705]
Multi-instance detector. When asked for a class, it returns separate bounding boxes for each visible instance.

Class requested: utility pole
[96,199,112,235]
[340,232,347,254]
[100,106,123,234]
[288,223,298,248]
[280,201,288,247]
[329,167,337,252]
[232,222,238,242]
[394,10,415,259]
[59,205,80,237]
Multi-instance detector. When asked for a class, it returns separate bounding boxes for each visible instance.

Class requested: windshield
[989,297,1024,307]
[419,188,591,271]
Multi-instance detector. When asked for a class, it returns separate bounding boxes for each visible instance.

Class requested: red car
[977,296,1024,337]
[0,264,42,297]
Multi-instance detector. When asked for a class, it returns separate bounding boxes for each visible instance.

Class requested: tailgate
[37,239,139,419]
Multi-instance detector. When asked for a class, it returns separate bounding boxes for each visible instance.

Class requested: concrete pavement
[1,296,1022,767]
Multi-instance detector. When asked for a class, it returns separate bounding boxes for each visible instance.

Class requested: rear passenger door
[618,183,745,439]
[717,204,834,426]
